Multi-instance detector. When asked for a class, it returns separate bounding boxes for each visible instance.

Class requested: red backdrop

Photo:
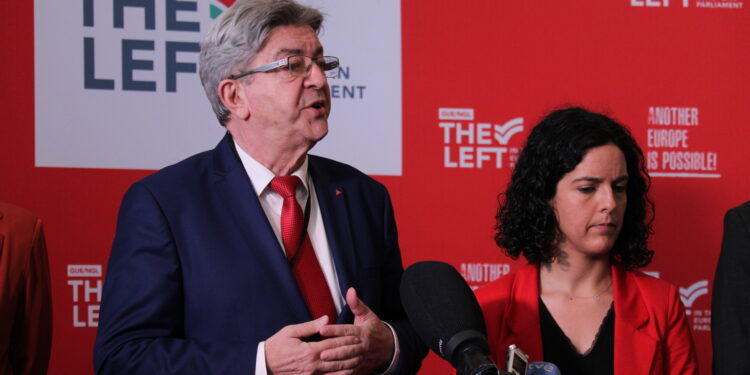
[2,0,749,373]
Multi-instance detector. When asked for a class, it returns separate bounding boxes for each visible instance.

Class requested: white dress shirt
[233,142,398,375]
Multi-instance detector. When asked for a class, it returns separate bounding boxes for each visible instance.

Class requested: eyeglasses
[228,55,340,80]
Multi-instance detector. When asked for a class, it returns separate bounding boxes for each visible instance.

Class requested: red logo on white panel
[439,108,525,169]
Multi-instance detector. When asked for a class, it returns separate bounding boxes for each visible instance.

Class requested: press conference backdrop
[1,0,748,373]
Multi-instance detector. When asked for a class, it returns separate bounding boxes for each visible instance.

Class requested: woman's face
[549,143,628,259]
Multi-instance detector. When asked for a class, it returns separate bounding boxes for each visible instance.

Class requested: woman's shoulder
[475,272,515,305]
[475,263,536,307]
[619,268,682,312]
[626,269,678,294]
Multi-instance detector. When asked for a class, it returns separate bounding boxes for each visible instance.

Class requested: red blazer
[475,264,698,375]
[0,203,52,375]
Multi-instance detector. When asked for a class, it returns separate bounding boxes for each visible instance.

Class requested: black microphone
[400,261,501,375]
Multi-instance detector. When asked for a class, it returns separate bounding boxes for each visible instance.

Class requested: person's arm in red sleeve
[10,213,53,375]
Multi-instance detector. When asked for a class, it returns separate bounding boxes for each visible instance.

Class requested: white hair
[199,0,323,125]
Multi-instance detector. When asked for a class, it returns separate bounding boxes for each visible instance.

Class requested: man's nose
[304,62,327,88]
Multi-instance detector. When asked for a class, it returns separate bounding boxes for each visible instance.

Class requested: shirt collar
[233,140,310,197]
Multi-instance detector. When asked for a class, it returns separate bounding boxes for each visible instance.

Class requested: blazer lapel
[308,156,356,323]
[211,133,310,323]
[504,264,544,362]
[613,265,657,375]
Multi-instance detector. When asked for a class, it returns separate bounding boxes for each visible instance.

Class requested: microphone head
[527,362,562,375]
[400,261,489,363]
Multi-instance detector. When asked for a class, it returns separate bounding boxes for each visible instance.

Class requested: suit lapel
[502,265,659,372]
[211,133,310,323]
[0,210,4,250]
[504,264,544,361]
[613,265,657,375]
[309,156,356,323]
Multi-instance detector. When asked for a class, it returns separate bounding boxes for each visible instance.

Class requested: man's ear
[217,79,251,121]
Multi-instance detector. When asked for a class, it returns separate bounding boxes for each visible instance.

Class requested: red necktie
[269,176,337,323]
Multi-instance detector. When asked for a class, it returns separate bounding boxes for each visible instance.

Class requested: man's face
[239,24,331,150]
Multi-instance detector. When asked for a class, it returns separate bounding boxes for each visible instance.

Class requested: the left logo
[211,0,236,19]
[438,108,525,169]
[679,280,709,308]
[67,264,103,328]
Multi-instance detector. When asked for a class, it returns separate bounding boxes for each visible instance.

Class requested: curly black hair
[495,107,654,269]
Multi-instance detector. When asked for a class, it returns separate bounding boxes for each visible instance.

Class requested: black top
[539,299,615,375]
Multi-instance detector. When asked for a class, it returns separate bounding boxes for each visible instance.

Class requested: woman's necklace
[566,279,613,302]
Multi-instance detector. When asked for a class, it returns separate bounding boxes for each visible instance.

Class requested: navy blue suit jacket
[93,134,426,374]
[712,200,750,375]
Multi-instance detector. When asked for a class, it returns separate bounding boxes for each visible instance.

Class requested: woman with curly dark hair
[476,107,698,375]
